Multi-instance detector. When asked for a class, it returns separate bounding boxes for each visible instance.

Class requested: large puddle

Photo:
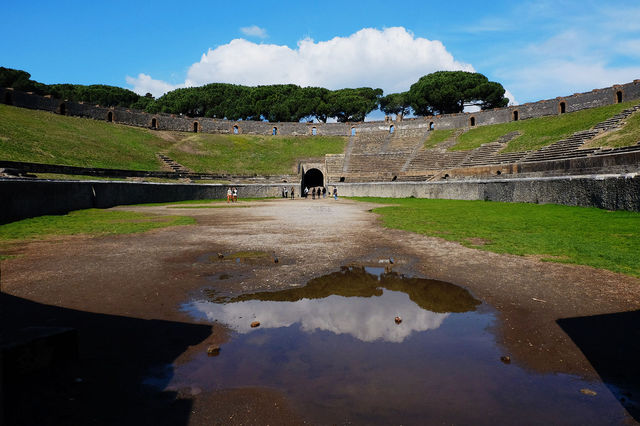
[147,266,629,424]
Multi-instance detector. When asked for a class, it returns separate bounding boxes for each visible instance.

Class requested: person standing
[227,187,232,203]
[322,187,327,198]
[290,186,295,199]
[232,187,238,202]
[284,187,288,198]
[312,188,316,199]
[304,187,309,198]
[333,187,338,200]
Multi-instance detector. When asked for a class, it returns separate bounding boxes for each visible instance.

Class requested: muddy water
[149,266,628,424]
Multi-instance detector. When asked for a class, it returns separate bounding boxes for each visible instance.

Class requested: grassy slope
[166,133,346,175]
[355,198,640,277]
[585,109,640,148]
[0,104,346,174]
[0,104,171,170]
[451,100,638,152]
[423,129,454,149]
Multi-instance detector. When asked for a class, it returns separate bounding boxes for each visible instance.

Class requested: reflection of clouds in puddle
[185,289,448,343]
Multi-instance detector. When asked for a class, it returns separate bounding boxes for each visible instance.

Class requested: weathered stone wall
[2,80,639,136]
[332,174,640,211]
[0,179,283,224]
[3,173,639,224]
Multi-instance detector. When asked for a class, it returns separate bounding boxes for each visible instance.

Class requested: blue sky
[2,0,640,107]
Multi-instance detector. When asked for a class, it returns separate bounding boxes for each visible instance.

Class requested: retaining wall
[2,174,640,224]
[0,179,283,224]
[2,80,640,136]
[333,174,640,212]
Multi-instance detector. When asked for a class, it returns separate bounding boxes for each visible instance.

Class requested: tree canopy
[0,67,145,108]
[2,66,512,122]
[147,84,382,123]
[379,91,412,119]
[409,71,509,115]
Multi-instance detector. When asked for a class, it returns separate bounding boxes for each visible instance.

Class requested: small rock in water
[580,388,597,396]
[250,321,261,328]
[395,316,402,324]
[500,356,511,364]
[207,345,221,356]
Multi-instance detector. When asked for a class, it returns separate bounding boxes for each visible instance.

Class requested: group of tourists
[280,185,339,200]
[226,187,238,202]
[304,186,327,199]
[300,186,338,200]
[281,186,295,199]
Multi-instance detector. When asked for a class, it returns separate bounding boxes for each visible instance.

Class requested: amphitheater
[2,81,640,425]
[2,79,640,222]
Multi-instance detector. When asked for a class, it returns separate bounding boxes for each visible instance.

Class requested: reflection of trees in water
[208,266,480,314]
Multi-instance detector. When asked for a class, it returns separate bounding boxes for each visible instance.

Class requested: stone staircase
[157,153,190,174]
[520,130,600,163]
[520,104,640,163]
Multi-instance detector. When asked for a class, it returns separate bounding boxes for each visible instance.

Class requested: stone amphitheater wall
[333,174,640,212]
[2,173,639,224]
[2,80,639,136]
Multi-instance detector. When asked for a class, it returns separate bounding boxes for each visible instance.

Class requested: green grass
[585,109,640,148]
[354,197,640,277]
[166,133,346,175]
[424,129,454,148]
[0,104,347,175]
[0,209,195,259]
[0,104,171,170]
[451,100,638,152]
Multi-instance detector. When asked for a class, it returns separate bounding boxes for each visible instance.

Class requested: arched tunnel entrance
[301,168,324,195]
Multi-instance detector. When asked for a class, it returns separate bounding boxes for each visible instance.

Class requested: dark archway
[301,168,324,194]
[107,111,113,122]
[233,125,239,134]
[429,122,435,130]
[512,110,519,121]
[59,102,66,115]
[559,101,566,114]
[4,90,13,105]
[193,122,199,133]
[151,118,158,129]
[469,116,476,127]
[272,127,278,136]
[616,91,623,103]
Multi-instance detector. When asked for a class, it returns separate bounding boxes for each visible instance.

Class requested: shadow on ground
[557,310,640,422]
[0,292,212,426]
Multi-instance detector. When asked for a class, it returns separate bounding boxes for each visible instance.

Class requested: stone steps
[157,153,190,174]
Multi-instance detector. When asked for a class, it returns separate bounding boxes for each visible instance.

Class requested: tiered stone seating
[329,104,640,183]
[384,133,429,154]
[345,153,408,173]
[592,142,640,156]
[405,150,469,172]
[350,132,389,154]
[593,105,640,132]
[459,143,503,167]
[325,154,345,176]
[520,130,600,163]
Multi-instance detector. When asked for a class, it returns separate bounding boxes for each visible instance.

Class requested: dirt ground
[2,198,639,425]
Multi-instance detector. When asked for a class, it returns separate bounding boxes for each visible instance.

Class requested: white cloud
[125,73,184,98]
[127,27,474,98]
[240,25,267,38]
[185,289,448,343]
